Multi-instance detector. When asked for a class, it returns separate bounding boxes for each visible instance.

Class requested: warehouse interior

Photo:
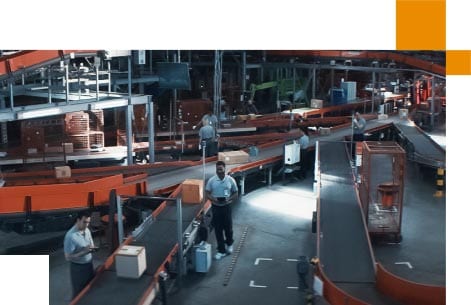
[0,50,445,305]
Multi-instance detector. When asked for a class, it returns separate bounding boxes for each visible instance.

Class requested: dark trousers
[300,149,310,178]
[202,140,217,157]
[351,133,364,159]
[70,261,94,298]
[211,204,233,253]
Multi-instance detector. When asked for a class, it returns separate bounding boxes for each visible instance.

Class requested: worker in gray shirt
[64,210,98,298]
[353,112,366,141]
[352,112,366,160]
[199,118,216,157]
[193,110,218,132]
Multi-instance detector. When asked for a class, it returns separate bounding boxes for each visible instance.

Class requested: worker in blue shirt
[299,127,310,179]
[63,210,98,298]
[206,161,239,260]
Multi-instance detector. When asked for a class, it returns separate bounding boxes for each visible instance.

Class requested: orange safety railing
[0,50,97,76]
[0,174,147,214]
[317,264,370,305]
[376,263,445,305]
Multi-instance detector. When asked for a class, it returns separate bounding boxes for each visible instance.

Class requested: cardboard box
[27,148,38,155]
[310,99,323,109]
[45,145,64,153]
[399,108,409,119]
[54,166,71,179]
[378,114,389,120]
[319,127,331,136]
[237,115,248,121]
[182,179,204,204]
[218,150,249,165]
[115,245,147,279]
[62,143,74,153]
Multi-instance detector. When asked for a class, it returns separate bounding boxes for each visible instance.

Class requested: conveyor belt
[318,142,404,305]
[146,136,295,191]
[318,141,376,283]
[75,203,201,305]
[394,121,445,168]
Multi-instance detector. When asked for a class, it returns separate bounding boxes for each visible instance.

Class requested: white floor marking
[249,280,267,288]
[254,257,273,265]
[395,261,413,269]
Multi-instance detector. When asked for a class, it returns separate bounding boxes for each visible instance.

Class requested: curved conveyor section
[394,122,445,168]
[318,142,403,305]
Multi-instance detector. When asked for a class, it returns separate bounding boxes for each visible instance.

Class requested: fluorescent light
[17,108,62,119]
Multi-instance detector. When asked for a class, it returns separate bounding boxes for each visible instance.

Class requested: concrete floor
[46,155,445,305]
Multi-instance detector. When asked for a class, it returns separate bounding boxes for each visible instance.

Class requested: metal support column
[430,76,435,130]
[213,50,223,124]
[242,51,246,101]
[176,197,184,282]
[48,67,52,104]
[240,175,246,196]
[330,68,334,105]
[108,61,111,95]
[9,80,14,110]
[127,55,134,165]
[95,57,100,102]
[312,66,316,99]
[0,96,6,145]
[65,63,70,103]
[371,71,376,113]
[116,195,124,243]
[268,167,272,187]
[148,95,155,163]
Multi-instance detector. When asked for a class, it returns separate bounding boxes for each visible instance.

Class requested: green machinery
[249,78,309,107]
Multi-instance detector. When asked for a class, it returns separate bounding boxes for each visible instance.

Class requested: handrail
[376,263,445,305]
[266,50,445,76]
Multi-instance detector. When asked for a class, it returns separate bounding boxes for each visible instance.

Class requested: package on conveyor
[218,150,249,165]
[182,179,204,204]
[115,245,147,279]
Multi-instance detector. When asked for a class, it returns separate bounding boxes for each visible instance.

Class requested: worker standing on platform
[299,127,310,179]
[352,112,366,161]
[193,110,218,132]
[198,118,216,157]
[64,210,98,298]
[245,99,259,114]
[353,112,366,141]
[195,110,219,156]
[206,161,239,260]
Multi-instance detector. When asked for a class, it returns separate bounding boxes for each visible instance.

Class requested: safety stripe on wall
[446,51,471,75]
[396,0,446,50]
